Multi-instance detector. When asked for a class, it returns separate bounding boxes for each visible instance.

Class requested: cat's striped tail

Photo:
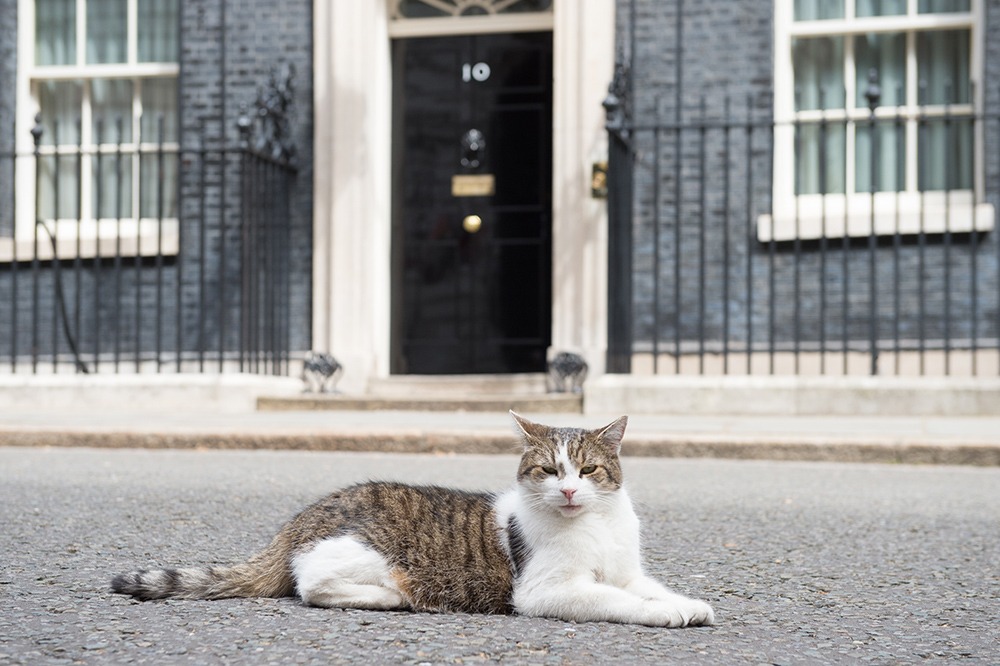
[110,542,295,601]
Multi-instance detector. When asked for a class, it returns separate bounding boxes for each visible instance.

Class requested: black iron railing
[0,117,296,375]
[607,89,1000,376]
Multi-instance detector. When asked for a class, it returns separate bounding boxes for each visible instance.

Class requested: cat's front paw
[643,598,715,627]
[681,598,715,626]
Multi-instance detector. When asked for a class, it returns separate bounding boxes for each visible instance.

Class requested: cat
[111,411,715,628]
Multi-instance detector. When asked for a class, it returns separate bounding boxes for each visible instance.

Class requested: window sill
[758,192,995,242]
[0,219,179,263]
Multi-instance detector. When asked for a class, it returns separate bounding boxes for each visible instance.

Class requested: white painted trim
[14,0,180,260]
[788,13,975,37]
[771,0,983,241]
[29,63,179,79]
[0,221,180,262]
[15,0,36,240]
[313,0,612,386]
[549,0,613,375]
[758,194,994,241]
[312,2,393,393]
[388,12,554,38]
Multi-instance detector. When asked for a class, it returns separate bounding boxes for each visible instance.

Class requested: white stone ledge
[584,374,1000,417]
[0,373,303,414]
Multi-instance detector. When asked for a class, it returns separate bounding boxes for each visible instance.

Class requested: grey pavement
[1,409,999,465]
[1,447,998,665]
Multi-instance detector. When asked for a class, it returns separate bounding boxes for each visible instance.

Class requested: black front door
[391,32,553,375]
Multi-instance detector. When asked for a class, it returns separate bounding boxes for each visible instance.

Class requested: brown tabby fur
[111,482,514,613]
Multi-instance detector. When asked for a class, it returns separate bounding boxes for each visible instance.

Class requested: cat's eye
[580,465,598,475]
[541,466,558,475]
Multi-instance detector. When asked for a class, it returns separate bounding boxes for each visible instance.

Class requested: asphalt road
[1,447,997,665]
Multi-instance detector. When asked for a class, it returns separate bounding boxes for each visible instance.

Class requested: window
[7,0,179,261]
[763,0,994,241]
[387,0,554,38]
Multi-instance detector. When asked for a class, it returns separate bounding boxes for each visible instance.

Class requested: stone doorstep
[366,373,550,397]
[256,393,583,413]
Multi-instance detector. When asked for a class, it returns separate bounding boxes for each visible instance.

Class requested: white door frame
[312,1,614,392]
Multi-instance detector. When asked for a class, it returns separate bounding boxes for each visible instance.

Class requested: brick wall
[0,0,15,236]
[618,0,1000,362]
[0,0,314,369]
[177,0,314,356]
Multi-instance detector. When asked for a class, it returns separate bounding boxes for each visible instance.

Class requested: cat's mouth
[559,503,583,515]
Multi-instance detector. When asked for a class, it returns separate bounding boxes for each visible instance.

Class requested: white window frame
[762,0,994,242]
[4,0,180,263]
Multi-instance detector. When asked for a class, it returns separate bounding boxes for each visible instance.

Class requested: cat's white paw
[642,598,715,627]
[682,598,715,626]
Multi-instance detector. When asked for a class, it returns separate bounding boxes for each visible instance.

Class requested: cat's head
[510,411,627,518]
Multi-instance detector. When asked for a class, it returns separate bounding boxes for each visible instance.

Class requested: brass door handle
[462,215,482,234]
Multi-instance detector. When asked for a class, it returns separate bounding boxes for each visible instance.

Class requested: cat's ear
[510,410,549,447]
[594,415,628,452]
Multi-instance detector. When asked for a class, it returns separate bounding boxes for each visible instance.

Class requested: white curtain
[917,30,970,104]
[797,123,846,195]
[855,32,906,107]
[794,0,844,20]
[35,0,75,66]
[139,153,178,219]
[138,0,179,63]
[91,79,134,219]
[793,36,846,195]
[138,77,178,219]
[86,0,128,64]
[919,120,973,191]
[793,37,845,111]
[140,78,178,142]
[918,0,970,12]
[39,156,81,220]
[36,80,82,218]
[856,0,906,16]
[91,78,134,142]
[38,80,81,145]
[855,121,905,192]
[917,29,971,191]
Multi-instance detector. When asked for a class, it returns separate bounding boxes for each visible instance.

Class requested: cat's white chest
[502,488,643,587]
[573,503,642,585]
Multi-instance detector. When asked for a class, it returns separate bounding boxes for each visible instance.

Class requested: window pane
[794,37,845,111]
[855,33,906,108]
[395,0,552,17]
[396,1,449,18]
[91,78,134,143]
[140,153,178,218]
[856,120,905,192]
[93,153,133,219]
[87,0,128,64]
[796,122,846,195]
[794,0,844,20]
[918,0,970,12]
[919,119,972,191]
[35,0,76,66]
[38,80,82,146]
[499,0,553,13]
[140,78,178,142]
[138,0,179,63]
[38,155,81,220]
[856,0,906,16]
[917,30,970,104]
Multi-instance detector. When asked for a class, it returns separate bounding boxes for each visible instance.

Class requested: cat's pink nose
[562,489,576,501]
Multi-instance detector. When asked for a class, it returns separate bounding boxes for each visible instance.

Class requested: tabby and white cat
[111,412,715,627]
